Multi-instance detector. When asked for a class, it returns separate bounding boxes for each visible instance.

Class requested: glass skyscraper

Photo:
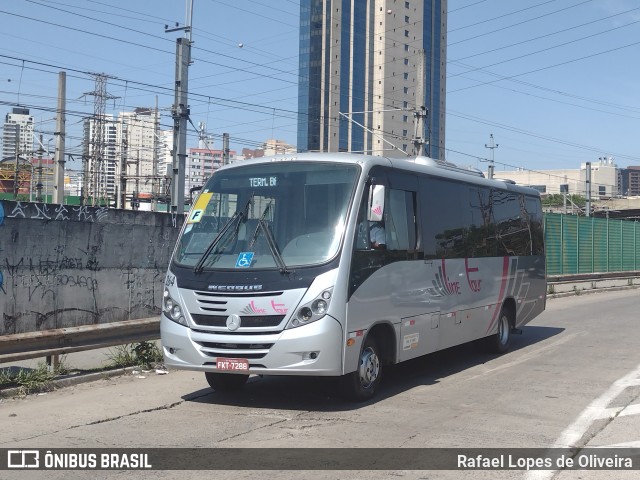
[298,0,446,159]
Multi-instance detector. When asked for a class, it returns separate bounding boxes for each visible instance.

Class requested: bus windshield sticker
[235,252,254,268]
[188,209,203,223]
[188,192,213,223]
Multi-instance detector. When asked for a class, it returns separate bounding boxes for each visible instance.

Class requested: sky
[1,0,640,173]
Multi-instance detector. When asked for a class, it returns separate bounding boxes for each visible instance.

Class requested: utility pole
[119,118,128,209]
[222,133,230,165]
[167,0,194,215]
[585,161,592,217]
[53,71,66,204]
[485,134,498,179]
[414,48,427,157]
[411,106,427,156]
[152,96,159,212]
[12,126,20,200]
[36,134,44,202]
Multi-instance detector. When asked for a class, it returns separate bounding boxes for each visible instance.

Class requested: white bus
[161,153,546,401]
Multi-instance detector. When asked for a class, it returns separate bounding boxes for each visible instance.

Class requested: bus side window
[385,189,416,251]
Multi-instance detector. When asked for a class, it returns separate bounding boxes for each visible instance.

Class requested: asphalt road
[1,289,639,480]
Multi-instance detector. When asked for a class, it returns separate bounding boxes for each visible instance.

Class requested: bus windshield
[174,162,360,270]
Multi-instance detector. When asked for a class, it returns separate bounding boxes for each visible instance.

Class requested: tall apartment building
[117,108,160,197]
[186,147,236,196]
[298,0,447,158]
[158,129,174,177]
[83,108,161,205]
[2,108,34,161]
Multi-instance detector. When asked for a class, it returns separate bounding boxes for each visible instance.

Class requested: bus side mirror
[367,185,385,222]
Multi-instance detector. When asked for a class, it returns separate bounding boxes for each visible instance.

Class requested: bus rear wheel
[339,335,382,402]
[205,372,249,392]
[485,307,513,354]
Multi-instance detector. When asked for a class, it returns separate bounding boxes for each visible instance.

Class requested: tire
[205,372,249,392]
[485,307,512,354]
[339,335,382,402]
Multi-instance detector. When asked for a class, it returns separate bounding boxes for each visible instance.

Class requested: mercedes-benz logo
[226,314,241,331]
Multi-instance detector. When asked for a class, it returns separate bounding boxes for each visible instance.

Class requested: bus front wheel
[339,335,382,402]
[205,372,249,392]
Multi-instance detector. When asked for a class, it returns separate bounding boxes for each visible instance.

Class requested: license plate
[216,357,249,371]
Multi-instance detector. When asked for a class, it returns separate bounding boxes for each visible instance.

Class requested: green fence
[545,213,640,275]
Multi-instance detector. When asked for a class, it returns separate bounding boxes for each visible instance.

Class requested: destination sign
[249,176,277,187]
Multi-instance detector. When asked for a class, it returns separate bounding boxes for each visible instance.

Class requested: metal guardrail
[0,317,159,364]
[546,271,640,297]
[548,270,640,283]
[1,271,639,365]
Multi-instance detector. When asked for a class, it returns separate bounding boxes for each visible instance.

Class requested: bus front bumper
[160,315,344,376]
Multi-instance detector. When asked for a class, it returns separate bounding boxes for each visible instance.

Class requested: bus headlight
[163,289,187,326]
[312,299,328,315]
[288,288,333,329]
[298,307,313,322]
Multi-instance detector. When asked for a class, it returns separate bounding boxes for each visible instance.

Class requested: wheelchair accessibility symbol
[235,252,254,268]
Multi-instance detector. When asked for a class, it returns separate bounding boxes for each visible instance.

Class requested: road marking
[554,363,640,448]
[525,362,640,480]
[597,403,640,419]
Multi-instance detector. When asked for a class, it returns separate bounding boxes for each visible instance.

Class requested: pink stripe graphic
[485,256,510,334]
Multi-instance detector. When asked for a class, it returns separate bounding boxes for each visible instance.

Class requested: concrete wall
[0,200,183,335]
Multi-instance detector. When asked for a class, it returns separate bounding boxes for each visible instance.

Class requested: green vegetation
[0,358,69,396]
[0,341,165,397]
[106,341,164,370]
[542,194,586,208]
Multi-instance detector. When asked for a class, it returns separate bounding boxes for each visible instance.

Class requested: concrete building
[491,158,619,198]
[620,166,640,196]
[2,108,34,161]
[263,139,296,156]
[297,0,447,158]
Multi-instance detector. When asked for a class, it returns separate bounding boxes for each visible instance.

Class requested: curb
[0,366,138,399]
[547,284,640,299]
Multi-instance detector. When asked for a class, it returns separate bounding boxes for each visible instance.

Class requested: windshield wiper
[194,195,253,273]
[248,202,272,248]
[255,218,292,274]
[247,202,291,274]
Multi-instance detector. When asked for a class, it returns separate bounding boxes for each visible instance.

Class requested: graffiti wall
[0,200,183,335]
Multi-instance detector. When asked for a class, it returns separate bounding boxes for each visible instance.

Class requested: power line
[449,38,640,94]
[448,109,640,163]
[451,5,640,62]
[449,0,559,33]
[448,0,593,46]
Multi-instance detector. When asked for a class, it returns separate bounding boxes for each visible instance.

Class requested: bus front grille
[191,314,284,328]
